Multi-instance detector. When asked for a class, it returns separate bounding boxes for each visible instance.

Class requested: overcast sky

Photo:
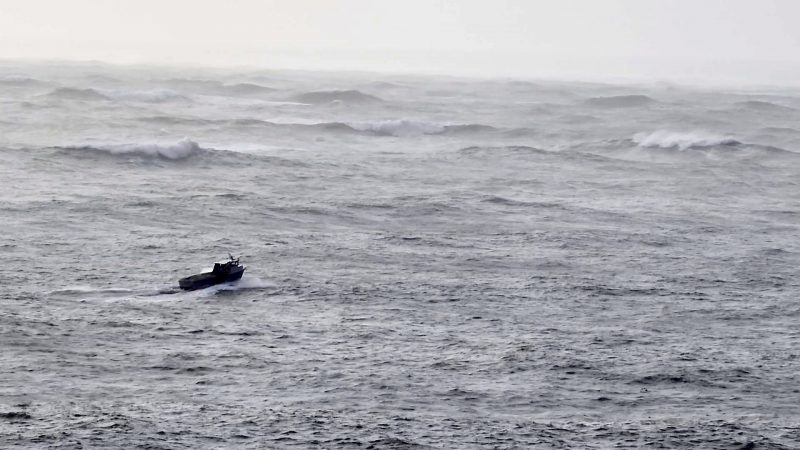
[1,0,799,84]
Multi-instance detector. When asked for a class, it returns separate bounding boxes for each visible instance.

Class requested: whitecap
[347,119,445,137]
[64,138,202,160]
[633,130,740,150]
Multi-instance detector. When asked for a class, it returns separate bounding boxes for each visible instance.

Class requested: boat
[179,254,246,290]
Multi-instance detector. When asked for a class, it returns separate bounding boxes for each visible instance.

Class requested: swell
[103,88,190,103]
[458,145,551,158]
[290,89,383,104]
[160,78,223,90]
[759,126,800,135]
[733,100,797,112]
[0,76,49,87]
[138,116,502,137]
[457,145,625,165]
[42,87,190,103]
[584,95,658,108]
[218,83,276,96]
[482,195,563,209]
[347,120,500,136]
[43,87,110,101]
[158,79,276,97]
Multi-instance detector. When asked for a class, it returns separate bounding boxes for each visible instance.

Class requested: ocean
[1,61,799,448]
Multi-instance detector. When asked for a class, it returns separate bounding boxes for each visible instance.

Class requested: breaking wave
[348,119,443,136]
[61,138,203,160]
[577,133,800,163]
[633,131,741,150]
[585,95,658,108]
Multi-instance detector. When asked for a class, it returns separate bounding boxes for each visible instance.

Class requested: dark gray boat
[179,255,245,290]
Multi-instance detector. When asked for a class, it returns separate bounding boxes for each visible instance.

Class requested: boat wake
[48,276,276,303]
[193,276,276,296]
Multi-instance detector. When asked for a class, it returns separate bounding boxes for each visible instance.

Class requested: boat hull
[178,266,245,291]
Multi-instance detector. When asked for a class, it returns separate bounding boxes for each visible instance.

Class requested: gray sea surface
[1,61,799,448]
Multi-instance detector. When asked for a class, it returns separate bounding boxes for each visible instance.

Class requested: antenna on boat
[228,252,239,264]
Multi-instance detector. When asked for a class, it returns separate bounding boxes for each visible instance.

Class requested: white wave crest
[347,119,445,137]
[91,138,200,159]
[633,130,740,150]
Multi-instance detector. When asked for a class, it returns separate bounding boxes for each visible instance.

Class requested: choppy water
[1,61,799,449]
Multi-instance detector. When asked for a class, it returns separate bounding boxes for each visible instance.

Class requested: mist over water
[1,61,799,448]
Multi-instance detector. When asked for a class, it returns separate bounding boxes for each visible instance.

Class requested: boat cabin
[212,255,241,274]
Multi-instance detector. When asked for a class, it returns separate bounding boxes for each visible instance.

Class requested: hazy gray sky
[2,0,799,84]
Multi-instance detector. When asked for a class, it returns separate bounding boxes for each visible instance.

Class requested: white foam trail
[84,276,276,303]
[52,284,97,294]
[633,130,740,150]
[50,285,136,295]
